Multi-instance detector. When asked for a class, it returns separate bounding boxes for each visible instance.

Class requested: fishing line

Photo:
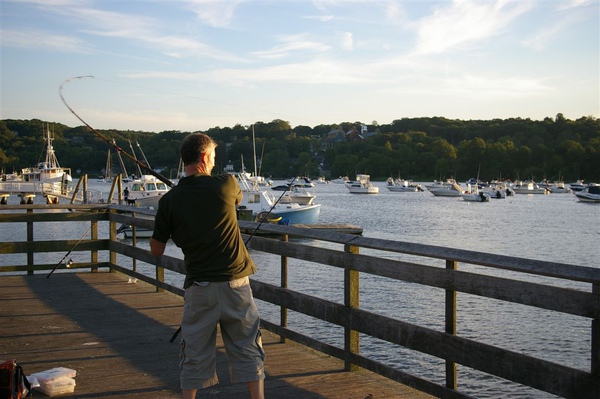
[89,76,324,127]
[59,76,175,188]
[47,209,108,278]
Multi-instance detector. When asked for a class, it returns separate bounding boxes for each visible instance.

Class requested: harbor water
[2,179,599,398]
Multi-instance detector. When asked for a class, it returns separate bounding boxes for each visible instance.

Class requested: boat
[346,174,379,194]
[483,182,515,199]
[331,176,350,184]
[287,176,315,188]
[116,224,153,238]
[425,179,463,197]
[0,124,72,204]
[461,184,491,202]
[569,180,586,192]
[386,177,423,192]
[573,184,600,203]
[279,186,316,205]
[512,180,550,195]
[125,175,171,208]
[234,173,321,224]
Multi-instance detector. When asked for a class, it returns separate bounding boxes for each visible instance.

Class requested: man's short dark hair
[180,132,217,166]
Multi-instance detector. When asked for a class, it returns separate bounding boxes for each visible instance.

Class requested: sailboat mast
[252,124,257,177]
[129,140,143,177]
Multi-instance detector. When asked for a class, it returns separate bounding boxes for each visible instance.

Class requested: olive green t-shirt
[152,173,256,288]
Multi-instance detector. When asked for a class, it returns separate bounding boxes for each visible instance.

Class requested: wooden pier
[1,272,432,399]
[1,204,599,399]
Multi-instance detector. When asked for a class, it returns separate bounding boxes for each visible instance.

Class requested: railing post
[280,234,288,343]
[131,210,137,272]
[155,263,164,293]
[445,259,457,390]
[109,208,117,272]
[90,210,99,272]
[592,283,599,377]
[26,208,33,275]
[344,242,359,372]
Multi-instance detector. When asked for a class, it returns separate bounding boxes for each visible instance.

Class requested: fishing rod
[47,215,99,278]
[59,76,175,188]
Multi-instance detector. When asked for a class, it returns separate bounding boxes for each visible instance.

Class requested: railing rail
[0,204,598,399]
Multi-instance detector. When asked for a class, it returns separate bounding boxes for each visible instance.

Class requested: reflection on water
[1,179,598,398]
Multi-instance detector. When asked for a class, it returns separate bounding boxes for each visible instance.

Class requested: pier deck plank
[0,272,434,399]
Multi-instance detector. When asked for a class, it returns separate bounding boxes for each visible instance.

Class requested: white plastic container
[31,367,77,384]
[36,377,76,396]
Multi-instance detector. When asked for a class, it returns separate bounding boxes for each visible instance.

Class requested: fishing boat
[0,124,72,204]
[573,184,600,203]
[234,173,321,224]
[125,175,171,209]
[279,186,316,205]
[346,174,379,194]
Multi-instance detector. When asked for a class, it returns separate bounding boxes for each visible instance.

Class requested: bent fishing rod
[59,76,175,189]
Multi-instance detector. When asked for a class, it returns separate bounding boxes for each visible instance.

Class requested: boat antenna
[59,76,174,188]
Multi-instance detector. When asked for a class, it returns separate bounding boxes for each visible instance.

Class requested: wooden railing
[0,204,598,399]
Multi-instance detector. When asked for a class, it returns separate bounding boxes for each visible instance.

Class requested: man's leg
[247,380,264,399]
[182,388,197,399]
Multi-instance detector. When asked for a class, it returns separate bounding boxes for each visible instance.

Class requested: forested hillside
[1,114,599,182]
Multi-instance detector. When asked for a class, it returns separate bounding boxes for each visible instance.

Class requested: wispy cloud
[0,28,90,53]
[251,34,330,59]
[412,0,533,55]
[186,0,245,28]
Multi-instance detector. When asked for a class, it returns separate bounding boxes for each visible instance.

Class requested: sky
[1,0,598,133]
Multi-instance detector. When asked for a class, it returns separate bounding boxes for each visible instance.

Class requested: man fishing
[150,132,265,399]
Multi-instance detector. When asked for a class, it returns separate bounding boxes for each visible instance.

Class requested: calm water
[2,179,599,398]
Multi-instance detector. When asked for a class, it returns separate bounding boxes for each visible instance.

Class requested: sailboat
[98,149,113,182]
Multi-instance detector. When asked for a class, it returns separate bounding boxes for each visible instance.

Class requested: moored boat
[386,177,423,192]
[125,175,171,208]
[573,184,600,203]
[234,173,321,224]
[346,174,379,194]
[0,124,72,204]
[426,179,463,197]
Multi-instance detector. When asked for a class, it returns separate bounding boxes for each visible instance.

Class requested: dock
[1,272,433,399]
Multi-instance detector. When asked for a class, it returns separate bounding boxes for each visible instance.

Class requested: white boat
[0,124,72,204]
[513,181,550,195]
[346,174,379,194]
[234,173,321,224]
[461,184,491,202]
[573,184,600,203]
[426,179,463,197]
[331,176,350,184]
[548,181,571,194]
[279,186,316,205]
[483,182,515,199]
[125,175,171,208]
[287,176,315,188]
[386,177,423,192]
[569,180,586,192]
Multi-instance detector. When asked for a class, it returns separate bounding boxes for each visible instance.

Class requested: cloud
[0,28,90,53]
[341,32,354,50]
[251,34,330,59]
[186,0,245,28]
[412,0,532,55]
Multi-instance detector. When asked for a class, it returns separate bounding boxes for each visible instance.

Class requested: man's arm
[150,238,166,256]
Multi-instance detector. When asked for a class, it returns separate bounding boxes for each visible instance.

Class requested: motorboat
[331,176,350,184]
[279,186,316,205]
[573,184,600,203]
[125,175,171,208]
[461,184,491,202]
[386,177,423,192]
[346,174,379,194]
[0,124,72,204]
[483,182,515,199]
[513,180,550,195]
[287,176,315,188]
[425,179,463,197]
[569,180,586,192]
[234,173,321,224]
[117,224,153,239]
